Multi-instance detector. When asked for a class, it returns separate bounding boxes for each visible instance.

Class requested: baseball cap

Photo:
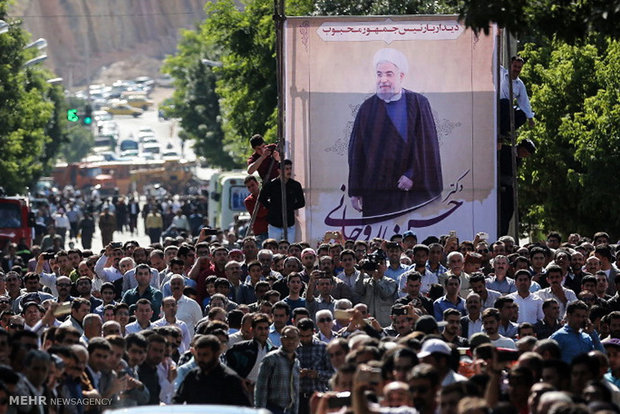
[403,231,417,240]
[418,338,451,359]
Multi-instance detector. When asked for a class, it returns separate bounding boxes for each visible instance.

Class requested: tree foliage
[517,38,620,236]
[0,5,56,195]
[459,0,619,43]
[162,29,236,168]
[314,0,457,15]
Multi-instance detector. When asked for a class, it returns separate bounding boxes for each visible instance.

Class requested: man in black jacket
[173,335,250,405]
[259,159,305,242]
[224,313,274,393]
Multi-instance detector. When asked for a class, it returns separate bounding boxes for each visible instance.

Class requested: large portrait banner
[284,16,498,243]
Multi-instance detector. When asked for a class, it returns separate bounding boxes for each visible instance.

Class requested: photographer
[354,251,399,327]
[247,134,281,181]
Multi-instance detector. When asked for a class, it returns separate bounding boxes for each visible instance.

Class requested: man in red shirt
[244,176,269,244]
[247,134,280,181]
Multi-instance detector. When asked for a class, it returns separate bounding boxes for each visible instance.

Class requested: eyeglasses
[56,283,71,287]
[318,318,332,323]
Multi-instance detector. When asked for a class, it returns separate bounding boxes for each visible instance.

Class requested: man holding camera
[354,251,399,327]
[247,134,280,182]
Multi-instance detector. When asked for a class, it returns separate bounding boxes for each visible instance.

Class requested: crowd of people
[2,218,620,414]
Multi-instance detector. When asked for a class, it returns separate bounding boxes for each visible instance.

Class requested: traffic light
[67,108,79,122]
[83,105,93,126]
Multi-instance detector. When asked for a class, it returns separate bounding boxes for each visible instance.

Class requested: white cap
[417,338,451,359]
[373,48,409,75]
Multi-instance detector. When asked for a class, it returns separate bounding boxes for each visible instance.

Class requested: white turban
[373,48,409,75]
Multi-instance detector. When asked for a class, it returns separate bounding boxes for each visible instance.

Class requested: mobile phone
[44,252,55,260]
[449,230,457,237]
[392,307,407,316]
[327,392,351,409]
[110,241,122,249]
[53,302,72,317]
[201,228,218,236]
[479,232,489,241]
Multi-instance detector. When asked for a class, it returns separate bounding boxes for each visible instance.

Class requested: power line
[12,11,200,18]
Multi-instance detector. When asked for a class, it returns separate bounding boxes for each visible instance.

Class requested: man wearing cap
[348,47,443,218]
[401,231,417,251]
[418,338,467,386]
[384,242,409,283]
[603,338,620,389]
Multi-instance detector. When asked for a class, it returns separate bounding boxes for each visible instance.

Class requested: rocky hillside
[12,0,208,85]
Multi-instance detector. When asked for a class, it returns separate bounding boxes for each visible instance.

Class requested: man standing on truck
[259,160,305,242]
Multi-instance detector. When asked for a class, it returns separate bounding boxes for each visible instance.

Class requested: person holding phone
[549,300,604,363]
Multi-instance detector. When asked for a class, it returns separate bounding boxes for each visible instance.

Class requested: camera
[43,252,55,260]
[266,143,277,151]
[360,250,387,272]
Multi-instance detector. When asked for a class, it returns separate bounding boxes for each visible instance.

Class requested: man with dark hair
[405,363,441,414]
[258,159,305,242]
[482,308,516,349]
[173,335,250,405]
[125,299,154,334]
[442,308,468,347]
[550,300,604,363]
[595,244,618,295]
[139,333,166,405]
[534,299,561,339]
[86,337,112,393]
[546,232,561,250]
[433,275,466,321]
[269,301,291,346]
[121,263,163,320]
[225,313,275,392]
[495,297,519,339]
[296,318,332,414]
[469,273,501,309]
[541,359,570,390]
[395,270,434,315]
[59,297,91,335]
[507,269,544,324]
[535,265,578,318]
[247,134,280,181]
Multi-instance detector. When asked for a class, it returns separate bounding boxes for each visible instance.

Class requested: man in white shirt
[169,274,202,334]
[535,265,577,318]
[94,245,124,283]
[499,56,534,136]
[507,270,544,324]
[125,299,154,334]
[482,308,516,350]
[152,297,191,353]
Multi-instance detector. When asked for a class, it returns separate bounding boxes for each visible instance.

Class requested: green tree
[0,5,55,195]
[459,0,619,43]
[517,38,620,236]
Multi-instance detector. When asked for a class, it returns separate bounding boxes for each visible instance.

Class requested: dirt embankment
[12,0,207,85]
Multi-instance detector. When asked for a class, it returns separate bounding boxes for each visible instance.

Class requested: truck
[207,171,251,230]
[0,197,35,249]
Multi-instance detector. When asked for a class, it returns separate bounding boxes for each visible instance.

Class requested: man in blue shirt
[433,275,466,321]
[550,300,604,363]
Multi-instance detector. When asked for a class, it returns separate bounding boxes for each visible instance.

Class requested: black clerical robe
[348,89,443,218]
